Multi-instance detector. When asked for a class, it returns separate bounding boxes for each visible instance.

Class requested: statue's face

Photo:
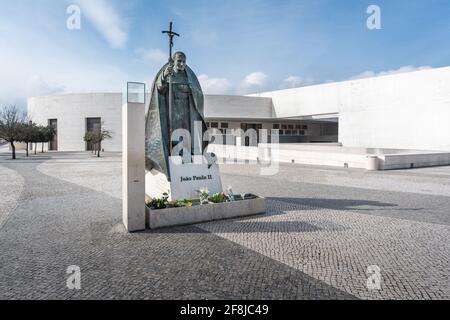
[174,54,186,72]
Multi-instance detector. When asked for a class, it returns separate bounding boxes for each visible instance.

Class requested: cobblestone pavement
[197,201,450,300]
[1,151,449,299]
[0,166,24,228]
[0,152,353,300]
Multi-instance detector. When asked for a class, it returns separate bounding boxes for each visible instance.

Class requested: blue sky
[1,0,450,108]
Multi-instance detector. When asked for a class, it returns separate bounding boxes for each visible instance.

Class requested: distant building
[28,66,450,152]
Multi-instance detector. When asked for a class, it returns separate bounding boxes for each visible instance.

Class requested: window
[300,130,305,135]
[292,130,298,135]
[295,124,302,129]
[285,130,292,135]
[211,122,219,128]
[220,122,229,129]
[273,124,280,129]
[279,130,284,135]
[288,124,294,130]
[281,124,287,129]
[302,125,308,130]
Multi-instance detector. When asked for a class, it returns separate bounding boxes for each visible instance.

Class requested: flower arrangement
[208,192,226,204]
[145,186,258,210]
[226,186,234,202]
[198,187,210,205]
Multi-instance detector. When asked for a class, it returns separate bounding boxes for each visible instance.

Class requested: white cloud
[350,66,432,80]
[242,72,268,87]
[135,48,167,65]
[237,71,268,94]
[198,75,232,95]
[78,0,127,49]
[280,75,315,89]
[281,76,302,88]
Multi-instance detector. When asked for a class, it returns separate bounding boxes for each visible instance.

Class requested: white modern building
[28,66,450,154]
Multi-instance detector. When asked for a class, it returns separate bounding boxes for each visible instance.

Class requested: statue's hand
[163,63,174,79]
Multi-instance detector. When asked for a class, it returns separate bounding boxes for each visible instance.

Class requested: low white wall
[209,144,450,170]
[209,144,368,169]
[380,153,450,170]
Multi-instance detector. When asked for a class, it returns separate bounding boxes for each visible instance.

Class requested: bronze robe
[145,63,208,181]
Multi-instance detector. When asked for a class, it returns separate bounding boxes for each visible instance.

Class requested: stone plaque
[169,156,223,200]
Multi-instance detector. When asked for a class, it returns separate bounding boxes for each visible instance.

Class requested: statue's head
[172,51,186,72]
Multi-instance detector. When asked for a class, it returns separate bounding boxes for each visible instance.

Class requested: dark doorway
[48,119,58,151]
[240,123,262,146]
[86,117,101,151]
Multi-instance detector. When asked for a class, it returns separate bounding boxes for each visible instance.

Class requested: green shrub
[208,192,226,204]
[147,192,169,209]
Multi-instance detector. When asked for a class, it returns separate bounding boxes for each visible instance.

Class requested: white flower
[199,187,209,195]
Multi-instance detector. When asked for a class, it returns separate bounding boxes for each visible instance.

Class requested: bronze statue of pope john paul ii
[145,51,209,181]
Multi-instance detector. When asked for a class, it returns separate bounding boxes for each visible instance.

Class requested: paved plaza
[0,151,449,300]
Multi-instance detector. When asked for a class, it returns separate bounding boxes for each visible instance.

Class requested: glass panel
[127,82,146,104]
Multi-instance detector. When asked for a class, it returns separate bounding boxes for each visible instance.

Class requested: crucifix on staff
[162,22,180,149]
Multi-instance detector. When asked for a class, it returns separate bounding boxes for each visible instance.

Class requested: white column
[122,102,146,232]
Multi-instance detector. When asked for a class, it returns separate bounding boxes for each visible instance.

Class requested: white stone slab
[147,197,266,229]
[122,102,146,232]
[169,156,223,200]
[145,169,171,199]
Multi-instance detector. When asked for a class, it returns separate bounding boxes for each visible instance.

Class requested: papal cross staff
[162,22,180,153]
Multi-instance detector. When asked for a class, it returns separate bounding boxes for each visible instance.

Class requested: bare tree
[0,106,25,160]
